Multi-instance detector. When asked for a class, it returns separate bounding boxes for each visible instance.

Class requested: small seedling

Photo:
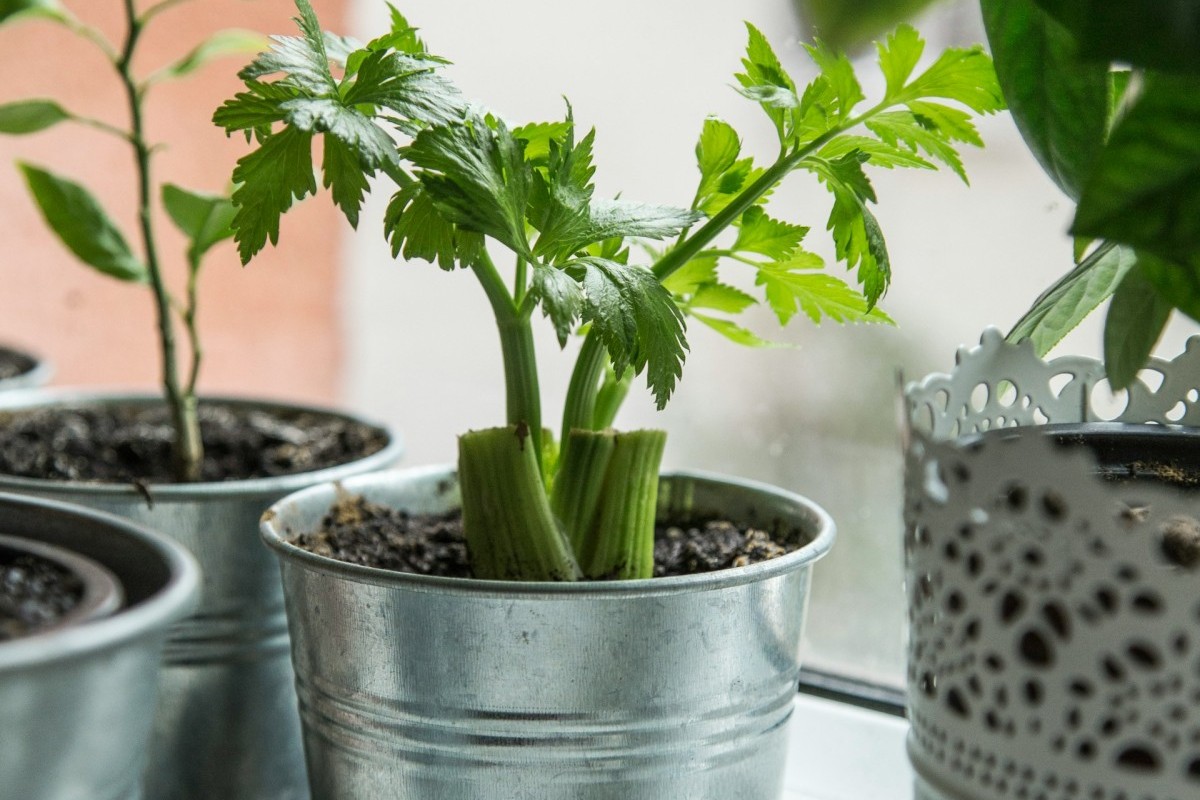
[0,0,265,481]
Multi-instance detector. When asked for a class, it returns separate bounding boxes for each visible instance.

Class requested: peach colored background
[0,0,347,404]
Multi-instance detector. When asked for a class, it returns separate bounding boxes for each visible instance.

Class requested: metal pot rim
[260,465,836,597]
[0,533,123,636]
[0,492,199,670]
[0,346,51,390]
[0,389,403,500]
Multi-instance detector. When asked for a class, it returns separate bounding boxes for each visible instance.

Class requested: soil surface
[293,494,800,579]
[0,402,389,483]
[0,551,83,641]
[0,347,34,382]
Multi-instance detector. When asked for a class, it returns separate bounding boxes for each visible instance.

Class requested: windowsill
[784,694,912,799]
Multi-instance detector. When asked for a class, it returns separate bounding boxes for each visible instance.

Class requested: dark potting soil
[0,402,388,483]
[292,494,798,579]
[0,347,34,382]
[0,551,83,641]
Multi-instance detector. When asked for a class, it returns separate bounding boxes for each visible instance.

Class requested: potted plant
[0,342,51,391]
[0,490,199,800]
[799,1,1200,797]
[223,2,1001,795]
[0,2,403,798]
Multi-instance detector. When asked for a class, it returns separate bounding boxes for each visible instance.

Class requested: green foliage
[980,0,1108,201]
[222,2,998,579]
[1006,242,1134,355]
[1103,264,1172,390]
[158,29,268,81]
[1033,0,1200,75]
[18,163,147,282]
[2,0,262,480]
[162,184,236,266]
[0,0,62,25]
[0,99,70,134]
[214,0,462,261]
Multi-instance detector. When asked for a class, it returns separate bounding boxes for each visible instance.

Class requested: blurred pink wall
[0,0,348,405]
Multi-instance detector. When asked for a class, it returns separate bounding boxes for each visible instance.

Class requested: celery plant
[217,0,1002,580]
[0,0,263,481]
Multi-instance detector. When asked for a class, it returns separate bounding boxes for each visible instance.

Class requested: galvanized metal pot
[0,345,51,392]
[0,491,199,800]
[903,329,1200,800]
[0,391,403,800]
[261,466,835,800]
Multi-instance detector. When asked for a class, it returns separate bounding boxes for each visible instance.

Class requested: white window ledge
[785,694,912,800]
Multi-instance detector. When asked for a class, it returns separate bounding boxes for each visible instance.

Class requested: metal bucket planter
[0,391,403,800]
[260,466,835,800]
[903,328,1200,800]
[0,344,51,391]
[0,491,199,800]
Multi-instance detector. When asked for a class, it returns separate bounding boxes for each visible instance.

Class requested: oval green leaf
[0,99,71,135]
[18,162,147,282]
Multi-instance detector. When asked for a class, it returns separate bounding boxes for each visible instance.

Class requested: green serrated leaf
[162,184,236,261]
[407,115,531,255]
[893,43,1005,116]
[756,263,893,326]
[532,265,584,346]
[733,206,808,260]
[662,254,718,296]
[695,118,741,199]
[819,135,936,171]
[981,0,1106,200]
[213,81,297,135]
[803,39,865,121]
[1007,241,1135,355]
[240,0,335,95]
[229,125,318,263]
[1072,73,1200,260]
[0,99,70,135]
[805,153,890,305]
[865,110,969,182]
[162,29,269,80]
[877,24,925,99]
[690,283,758,314]
[322,135,371,227]
[19,163,146,282]
[341,49,464,128]
[384,179,482,269]
[691,312,776,348]
[571,256,687,409]
[514,120,572,164]
[1103,263,1171,390]
[736,23,798,145]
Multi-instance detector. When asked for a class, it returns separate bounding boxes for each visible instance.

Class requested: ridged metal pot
[0,391,403,800]
[903,329,1200,800]
[0,345,51,392]
[261,466,835,800]
[0,491,199,800]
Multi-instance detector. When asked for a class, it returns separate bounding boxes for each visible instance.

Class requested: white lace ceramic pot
[903,329,1200,800]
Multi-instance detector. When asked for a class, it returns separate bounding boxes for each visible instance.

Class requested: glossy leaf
[980,0,1108,201]
[1103,264,1171,390]
[0,99,70,135]
[1006,242,1135,355]
[162,184,236,261]
[19,163,146,282]
[1072,73,1200,260]
[1034,0,1200,75]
